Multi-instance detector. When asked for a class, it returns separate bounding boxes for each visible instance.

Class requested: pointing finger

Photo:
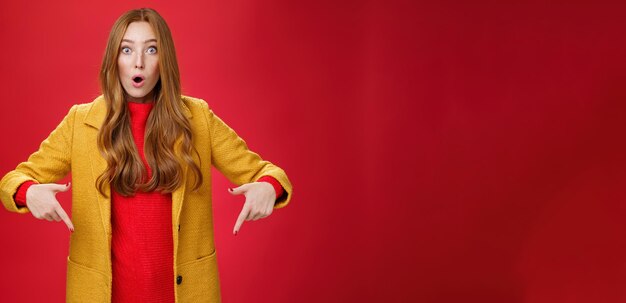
[233,205,249,235]
[55,204,74,232]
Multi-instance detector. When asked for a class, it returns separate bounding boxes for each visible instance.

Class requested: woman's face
[118,21,160,103]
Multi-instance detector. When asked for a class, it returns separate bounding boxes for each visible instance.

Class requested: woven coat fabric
[0,95,293,303]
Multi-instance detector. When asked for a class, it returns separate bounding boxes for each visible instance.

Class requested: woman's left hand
[228,182,276,235]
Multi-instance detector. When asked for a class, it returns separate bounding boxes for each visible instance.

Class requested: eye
[147,46,157,54]
[121,46,131,54]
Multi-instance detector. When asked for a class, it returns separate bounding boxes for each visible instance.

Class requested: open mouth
[131,75,145,87]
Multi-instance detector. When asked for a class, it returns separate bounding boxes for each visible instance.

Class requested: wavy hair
[96,8,202,197]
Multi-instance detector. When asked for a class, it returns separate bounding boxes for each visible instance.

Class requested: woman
[0,8,292,303]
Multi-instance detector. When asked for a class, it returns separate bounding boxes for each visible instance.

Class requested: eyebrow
[121,39,157,43]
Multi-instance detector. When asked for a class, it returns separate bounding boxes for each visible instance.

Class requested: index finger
[55,204,74,232]
[233,206,249,235]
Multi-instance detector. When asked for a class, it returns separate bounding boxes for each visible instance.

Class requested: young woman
[0,8,292,303]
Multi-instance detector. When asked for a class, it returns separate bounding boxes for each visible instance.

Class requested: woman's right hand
[25,182,74,232]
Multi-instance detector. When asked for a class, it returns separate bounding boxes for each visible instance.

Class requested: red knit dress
[110,101,174,302]
[14,101,284,302]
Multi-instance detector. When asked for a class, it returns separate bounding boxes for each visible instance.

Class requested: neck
[125,91,155,104]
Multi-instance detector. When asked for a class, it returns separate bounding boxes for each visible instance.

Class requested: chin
[128,92,148,98]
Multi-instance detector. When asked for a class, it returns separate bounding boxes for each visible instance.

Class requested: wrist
[257,176,284,199]
[15,180,38,206]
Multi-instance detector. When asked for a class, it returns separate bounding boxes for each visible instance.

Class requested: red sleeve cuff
[257,176,284,200]
[14,181,38,206]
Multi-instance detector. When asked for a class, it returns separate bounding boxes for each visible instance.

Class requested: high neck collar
[127,101,154,108]
[127,101,154,117]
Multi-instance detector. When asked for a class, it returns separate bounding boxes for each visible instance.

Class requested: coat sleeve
[203,103,293,209]
[0,105,77,214]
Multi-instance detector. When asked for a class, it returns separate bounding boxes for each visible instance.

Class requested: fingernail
[234,231,238,235]
[66,183,69,187]
[228,188,233,192]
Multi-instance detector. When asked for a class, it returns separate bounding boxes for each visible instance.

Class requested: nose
[134,52,144,69]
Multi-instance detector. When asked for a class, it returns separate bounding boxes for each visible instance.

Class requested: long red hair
[96,8,202,197]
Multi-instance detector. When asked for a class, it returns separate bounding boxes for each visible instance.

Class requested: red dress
[110,101,174,302]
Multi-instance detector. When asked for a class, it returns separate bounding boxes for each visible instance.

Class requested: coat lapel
[83,96,193,237]
[83,97,112,236]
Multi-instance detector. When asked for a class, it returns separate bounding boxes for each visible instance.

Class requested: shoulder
[73,95,105,116]
[181,95,216,121]
[66,95,107,128]
[42,95,105,126]
[181,95,211,111]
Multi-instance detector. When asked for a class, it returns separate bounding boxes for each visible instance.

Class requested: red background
[1,0,626,302]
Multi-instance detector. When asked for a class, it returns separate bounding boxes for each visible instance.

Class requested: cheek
[117,59,129,75]
[149,61,160,79]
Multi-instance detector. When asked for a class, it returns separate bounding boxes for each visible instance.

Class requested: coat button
[176,275,183,285]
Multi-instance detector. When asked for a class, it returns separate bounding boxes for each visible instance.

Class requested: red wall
[1,1,625,302]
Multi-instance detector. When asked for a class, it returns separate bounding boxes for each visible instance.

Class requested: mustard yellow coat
[0,95,292,303]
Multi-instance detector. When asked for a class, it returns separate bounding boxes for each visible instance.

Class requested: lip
[131,74,145,88]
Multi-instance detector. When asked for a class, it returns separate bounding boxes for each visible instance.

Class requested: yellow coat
[0,95,292,303]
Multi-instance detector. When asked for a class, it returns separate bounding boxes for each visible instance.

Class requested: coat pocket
[66,256,111,303]
[176,250,221,303]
